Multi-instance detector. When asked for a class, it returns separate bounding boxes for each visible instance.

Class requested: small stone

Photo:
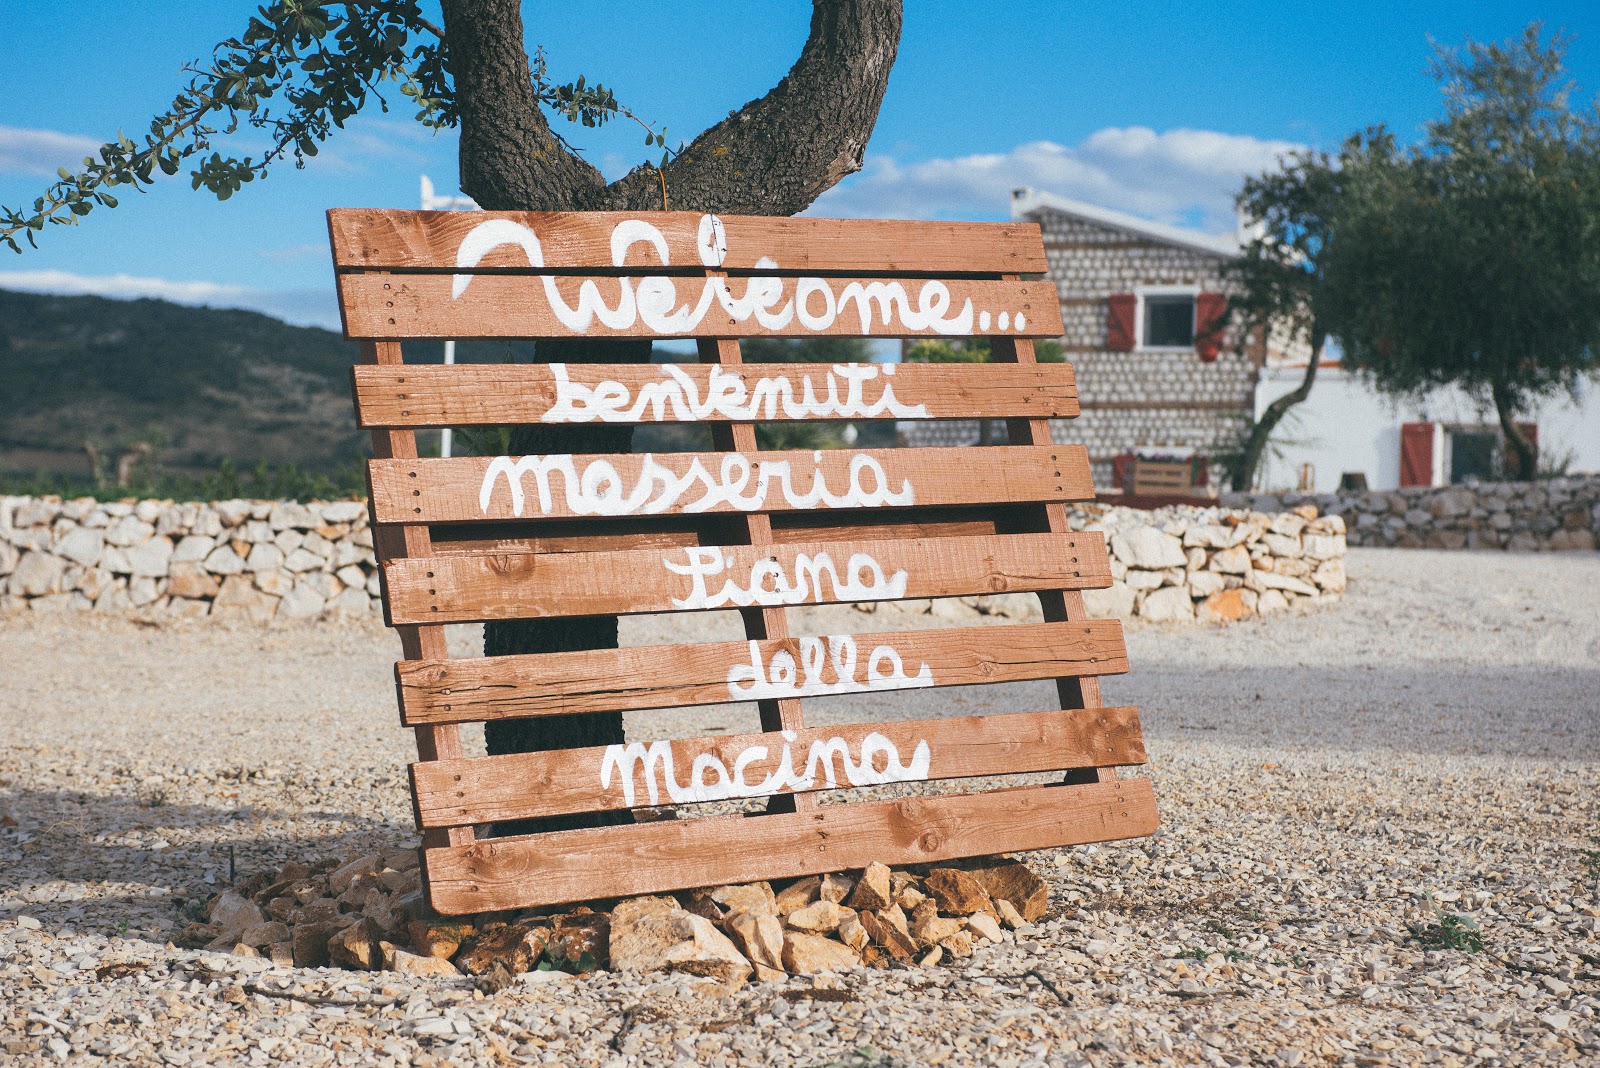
[781,932,860,975]
[961,860,1049,921]
[384,943,462,977]
[327,918,381,969]
[837,914,870,952]
[708,882,778,917]
[237,921,290,948]
[923,868,993,915]
[896,886,928,911]
[858,910,915,962]
[818,872,855,904]
[939,930,974,958]
[775,876,822,915]
[208,890,264,935]
[786,900,855,934]
[291,922,337,968]
[408,916,475,959]
[456,924,550,976]
[266,941,295,968]
[965,912,1004,943]
[1208,545,1252,575]
[55,527,104,567]
[165,562,220,600]
[170,534,216,564]
[329,853,381,894]
[1110,525,1187,569]
[548,911,610,968]
[724,910,786,980]
[917,945,943,968]
[1139,585,1195,622]
[608,896,688,972]
[1198,588,1250,624]
[1084,938,1114,959]
[909,901,963,949]
[845,862,893,912]
[662,914,752,986]
[202,545,246,576]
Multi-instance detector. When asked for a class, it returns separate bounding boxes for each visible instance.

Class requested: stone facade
[0,496,379,621]
[1226,475,1600,552]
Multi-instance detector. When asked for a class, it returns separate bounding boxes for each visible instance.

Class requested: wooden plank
[412,706,1148,827]
[370,445,1094,525]
[337,272,1064,340]
[422,776,1159,913]
[328,209,1047,274]
[397,618,1129,725]
[383,531,1111,625]
[351,361,1079,427]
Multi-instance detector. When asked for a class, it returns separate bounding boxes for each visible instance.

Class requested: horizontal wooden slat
[338,272,1064,340]
[413,706,1146,827]
[422,776,1159,913]
[352,361,1078,427]
[398,618,1129,725]
[370,445,1093,525]
[328,209,1047,274]
[383,531,1110,625]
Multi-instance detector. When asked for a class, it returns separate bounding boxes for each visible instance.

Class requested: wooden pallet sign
[329,207,1160,915]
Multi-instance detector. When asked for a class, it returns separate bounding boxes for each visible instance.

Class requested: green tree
[1225,139,1367,491]
[4,0,905,823]
[1320,23,1600,480]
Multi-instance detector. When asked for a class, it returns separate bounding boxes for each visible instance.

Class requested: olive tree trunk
[1230,327,1325,492]
[437,0,902,832]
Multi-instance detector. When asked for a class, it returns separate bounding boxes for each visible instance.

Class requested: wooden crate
[1131,459,1194,496]
[328,208,1160,914]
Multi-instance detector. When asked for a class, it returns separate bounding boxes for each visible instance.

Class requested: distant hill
[0,290,551,479]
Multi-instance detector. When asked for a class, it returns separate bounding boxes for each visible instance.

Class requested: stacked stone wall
[1,494,1347,626]
[1224,476,1600,551]
[0,496,378,621]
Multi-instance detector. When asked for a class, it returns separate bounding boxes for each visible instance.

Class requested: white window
[1135,286,1199,350]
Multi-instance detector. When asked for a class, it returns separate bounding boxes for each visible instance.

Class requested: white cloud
[0,269,341,330]
[811,127,1306,233]
[0,125,105,176]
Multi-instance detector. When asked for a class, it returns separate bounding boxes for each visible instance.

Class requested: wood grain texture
[412,707,1148,827]
[338,272,1063,340]
[383,531,1112,625]
[370,445,1094,524]
[421,776,1159,913]
[397,618,1129,725]
[328,209,1048,274]
[351,361,1079,427]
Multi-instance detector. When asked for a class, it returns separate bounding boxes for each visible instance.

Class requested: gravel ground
[1,547,1597,1067]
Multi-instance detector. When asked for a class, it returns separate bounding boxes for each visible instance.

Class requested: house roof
[1010,188,1240,259]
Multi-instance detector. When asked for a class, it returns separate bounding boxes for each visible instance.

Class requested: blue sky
[3,0,1597,330]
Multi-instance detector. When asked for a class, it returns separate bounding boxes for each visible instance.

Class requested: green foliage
[1320,24,1600,441]
[2,3,674,251]
[1582,837,1600,891]
[902,337,1065,363]
[536,946,597,975]
[0,458,369,504]
[1411,893,1486,953]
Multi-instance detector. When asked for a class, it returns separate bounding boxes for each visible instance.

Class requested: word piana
[665,546,909,611]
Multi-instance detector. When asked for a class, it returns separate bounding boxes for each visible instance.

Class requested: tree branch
[441,0,606,210]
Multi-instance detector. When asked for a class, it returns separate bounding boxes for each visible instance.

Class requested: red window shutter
[1399,422,1434,487]
[1194,291,1228,362]
[1107,293,1136,351]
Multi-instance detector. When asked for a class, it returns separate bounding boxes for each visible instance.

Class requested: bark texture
[436,0,903,831]
[1491,379,1538,481]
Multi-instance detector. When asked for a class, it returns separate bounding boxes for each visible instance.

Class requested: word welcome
[452,214,1014,336]
[665,546,908,610]
[478,452,914,517]
[599,730,933,807]
[727,634,932,701]
[542,362,929,423]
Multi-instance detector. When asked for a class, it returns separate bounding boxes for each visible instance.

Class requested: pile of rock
[1070,502,1346,624]
[1229,474,1599,552]
[176,851,1049,989]
[0,496,377,620]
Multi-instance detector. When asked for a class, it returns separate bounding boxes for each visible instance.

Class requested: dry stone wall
[1,494,1344,626]
[0,496,378,622]
[1225,475,1600,552]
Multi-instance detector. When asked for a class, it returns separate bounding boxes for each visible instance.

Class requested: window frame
[1133,284,1201,352]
